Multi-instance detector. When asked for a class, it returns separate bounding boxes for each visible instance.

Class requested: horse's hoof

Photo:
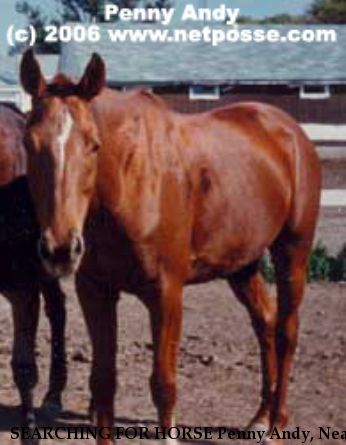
[41,395,62,419]
[21,439,39,445]
[163,439,179,445]
[251,422,269,433]
[88,400,96,423]
[248,423,271,444]
[20,422,39,445]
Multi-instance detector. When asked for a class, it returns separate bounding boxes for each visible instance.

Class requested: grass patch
[260,241,346,283]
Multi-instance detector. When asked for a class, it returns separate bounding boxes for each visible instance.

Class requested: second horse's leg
[41,279,67,416]
[8,289,40,445]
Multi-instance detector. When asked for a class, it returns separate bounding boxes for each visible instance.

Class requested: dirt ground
[0,161,345,444]
[0,278,344,445]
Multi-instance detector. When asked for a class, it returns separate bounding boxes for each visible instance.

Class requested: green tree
[16,0,172,53]
[309,0,346,23]
[238,13,310,25]
[260,13,308,24]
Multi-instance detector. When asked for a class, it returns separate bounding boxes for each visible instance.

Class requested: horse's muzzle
[38,230,84,278]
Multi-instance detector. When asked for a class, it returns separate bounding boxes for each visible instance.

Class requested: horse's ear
[20,50,46,98]
[78,53,106,101]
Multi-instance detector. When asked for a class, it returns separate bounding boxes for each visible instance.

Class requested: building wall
[160,91,346,124]
[145,84,346,124]
[149,85,346,159]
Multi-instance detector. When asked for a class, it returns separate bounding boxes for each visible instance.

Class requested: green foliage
[238,0,346,25]
[238,13,310,24]
[260,255,275,283]
[259,14,309,24]
[260,241,346,283]
[309,0,346,24]
[308,241,331,282]
[14,3,60,53]
[15,0,173,53]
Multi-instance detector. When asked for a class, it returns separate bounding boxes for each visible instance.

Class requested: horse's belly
[188,241,265,283]
[83,211,156,293]
[190,184,290,280]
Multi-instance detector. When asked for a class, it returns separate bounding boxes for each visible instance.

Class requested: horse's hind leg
[269,233,312,436]
[40,279,67,417]
[8,289,40,445]
[228,263,277,433]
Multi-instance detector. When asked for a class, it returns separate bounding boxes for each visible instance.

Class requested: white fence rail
[321,190,346,207]
[0,88,345,207]
[0,87,30,112]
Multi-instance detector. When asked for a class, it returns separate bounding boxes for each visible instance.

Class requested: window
[189,85,220,101]
[299,85,331,100]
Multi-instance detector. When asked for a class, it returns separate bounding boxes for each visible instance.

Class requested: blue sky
[0,0,314,54]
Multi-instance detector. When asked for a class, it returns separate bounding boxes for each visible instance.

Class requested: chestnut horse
[20,50,321,445]
[0,104,67,443]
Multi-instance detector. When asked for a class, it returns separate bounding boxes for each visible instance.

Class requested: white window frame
[189,85,220,101]
[299,84,331,100]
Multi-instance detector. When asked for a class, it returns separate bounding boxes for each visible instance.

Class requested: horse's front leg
[40,279,67,417]
[7,289,40,445]
[146,273,183,444]
[76,272,118,445]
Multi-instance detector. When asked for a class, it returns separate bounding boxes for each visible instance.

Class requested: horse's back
[0,105,26,186]
[178,102,321,275]
[215,102,321,233]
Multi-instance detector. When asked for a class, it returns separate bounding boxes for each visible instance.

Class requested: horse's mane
[137,89,168,109]
[44,73,81,98]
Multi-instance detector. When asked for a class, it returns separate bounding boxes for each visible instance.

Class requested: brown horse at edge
[20,50,321,445]
[0,104,67,444]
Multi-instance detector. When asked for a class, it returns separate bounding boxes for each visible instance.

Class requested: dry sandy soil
[0,161,345,445]
[0,279,344,445]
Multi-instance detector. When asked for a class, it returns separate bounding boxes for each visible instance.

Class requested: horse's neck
[94,103,183,242]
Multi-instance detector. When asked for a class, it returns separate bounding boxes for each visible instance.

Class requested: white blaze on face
[57,110,73,178]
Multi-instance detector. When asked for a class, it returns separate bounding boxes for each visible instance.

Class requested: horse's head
[20,50,105,277]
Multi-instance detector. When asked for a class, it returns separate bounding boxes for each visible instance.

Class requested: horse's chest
[84,211,158,293]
